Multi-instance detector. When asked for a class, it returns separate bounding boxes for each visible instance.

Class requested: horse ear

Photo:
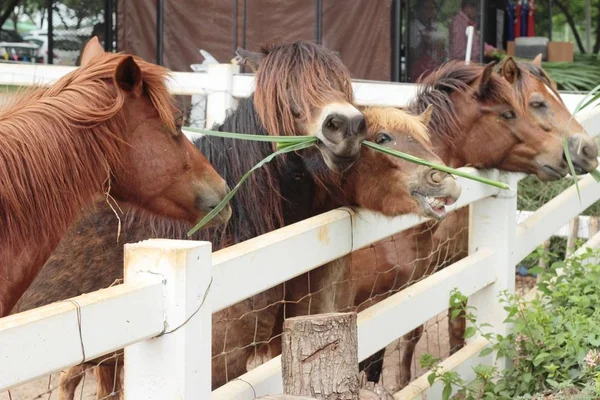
[531,53,543,66]
[420,104,433,127]
[80,36,104,66]
[498,56,520,84]
[115,56,143,94]
[235,48,265,72]
[478,62,495,97]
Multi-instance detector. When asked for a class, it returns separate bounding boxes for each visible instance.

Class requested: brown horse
[0,37,230,318]
[371,56,599,390]
[11,105,461,398]
[433,54,599,382]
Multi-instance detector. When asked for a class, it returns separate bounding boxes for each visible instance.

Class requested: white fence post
[123,239,213,399]
[467,172,519,370]
[205,63,240,129]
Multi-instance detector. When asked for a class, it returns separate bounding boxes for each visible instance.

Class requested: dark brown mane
[253,41,354,137]
[0,52,174,251]
[409,61,521,150]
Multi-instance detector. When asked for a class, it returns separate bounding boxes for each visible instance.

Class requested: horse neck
[0,95,125,317]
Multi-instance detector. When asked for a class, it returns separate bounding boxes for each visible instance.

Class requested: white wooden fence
[1,63,600,400]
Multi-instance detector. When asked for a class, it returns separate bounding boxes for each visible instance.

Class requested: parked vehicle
[23,34,82,65]
[0,42,41,63]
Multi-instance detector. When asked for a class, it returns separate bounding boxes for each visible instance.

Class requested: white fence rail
[1,63,599,400]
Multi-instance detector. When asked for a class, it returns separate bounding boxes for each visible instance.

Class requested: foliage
[421,249,600,399]
[542,61,600,92]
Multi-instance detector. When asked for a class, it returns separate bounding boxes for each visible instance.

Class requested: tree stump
[257,396,318,400]
[281,312,360,399]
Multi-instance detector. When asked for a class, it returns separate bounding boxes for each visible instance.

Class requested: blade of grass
[363,141,510,190]
[572,83,600,116]
[187,139,317,236]
[563,136,582,204]
[183,126,315,144]
[590,169,600,183]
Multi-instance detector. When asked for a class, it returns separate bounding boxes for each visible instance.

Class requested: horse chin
[411,192,455,220]
[317,146,359,174]
[537,165,567,182]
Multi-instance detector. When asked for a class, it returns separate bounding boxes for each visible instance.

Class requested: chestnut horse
[0,37,230,318]
[361,56,599,390]
[12,104,461,398]
[428,54,600,386]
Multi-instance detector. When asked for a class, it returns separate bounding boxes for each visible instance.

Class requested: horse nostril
[428,170,445,184]
[324,115,343,132]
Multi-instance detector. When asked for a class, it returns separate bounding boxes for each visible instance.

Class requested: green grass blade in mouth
[362,141,510,190]
[187,140,317,236]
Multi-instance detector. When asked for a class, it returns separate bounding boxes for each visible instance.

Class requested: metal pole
[585,0,591,53]
[47,0,53,65]
[156,0,164,65]
[480,0,486,62]
[315,0,323,45]
[233,0,238,55]
[242,0,247,49]
[104,0,113,52]
[548,0,553,41]
[391,0,402,81]
[114,0,118,50]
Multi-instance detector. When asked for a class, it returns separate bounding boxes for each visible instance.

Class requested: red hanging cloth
[527,0,536,36]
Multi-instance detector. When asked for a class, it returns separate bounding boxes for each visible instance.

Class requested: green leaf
[428,372,437,386]
[533,352,551,367]
[527,266,545,275]
[186,139,317,236]
[563,137,581,204]
[572,83,600,115]
[182,126,316,144]
[464,326,477,339]
[590,169,600,183]
[442,383,452,400]
[479,347,493,357]
[362,141,510,190]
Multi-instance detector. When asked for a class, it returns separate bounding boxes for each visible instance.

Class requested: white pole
[467,173,519,370]
[123,239,213,399]
[465,26,475,64]
[206,63,240,129]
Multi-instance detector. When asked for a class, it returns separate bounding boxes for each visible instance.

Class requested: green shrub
[422,249,600,399]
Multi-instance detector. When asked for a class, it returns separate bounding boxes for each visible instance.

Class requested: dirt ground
[2,276,538,399]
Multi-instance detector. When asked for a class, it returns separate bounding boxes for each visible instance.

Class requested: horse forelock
[253,41,354,138]
[361,106,431,144]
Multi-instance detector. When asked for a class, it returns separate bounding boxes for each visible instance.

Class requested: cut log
[281,312,360,399]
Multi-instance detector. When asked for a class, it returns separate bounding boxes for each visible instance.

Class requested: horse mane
[361,107,430,144]
[409,61,521,150]
[0,52,175,250]
[253,41,354,138]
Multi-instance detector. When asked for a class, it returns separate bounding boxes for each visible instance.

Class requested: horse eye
[501,110,516,120]
[376,133,393,145]
[530,101,546,109]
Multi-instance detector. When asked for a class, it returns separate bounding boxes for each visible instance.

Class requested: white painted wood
[516,174,600,262]
[467,172,519,370]
[212,356,283,400]
[0,279,164,391]
[516,210,597,240]
[211,210,352,313]
[205,63,240,128]
[123,239,213,400]
[0,64,591,118]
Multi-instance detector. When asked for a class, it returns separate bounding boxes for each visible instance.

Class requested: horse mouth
[540,165,566,180]
[411,192,457,220]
